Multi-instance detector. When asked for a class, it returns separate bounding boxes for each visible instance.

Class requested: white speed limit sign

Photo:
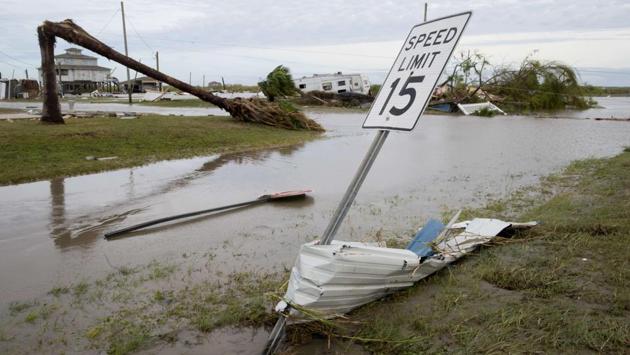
[363,12,471,131]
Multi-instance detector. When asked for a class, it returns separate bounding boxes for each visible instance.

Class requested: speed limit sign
[363,12,471,131]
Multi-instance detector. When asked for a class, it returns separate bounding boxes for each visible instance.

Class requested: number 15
[379,73,425,116]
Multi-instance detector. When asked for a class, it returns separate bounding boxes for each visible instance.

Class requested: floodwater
[0,97,629,351]
[0,100,228,116]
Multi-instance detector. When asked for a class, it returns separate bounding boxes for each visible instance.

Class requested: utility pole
[155,51,162,92]
[189,72,192,86]
[121,1,132,104]
[202,74,205,88]
[25,69,29,79]
[424,2,428,22]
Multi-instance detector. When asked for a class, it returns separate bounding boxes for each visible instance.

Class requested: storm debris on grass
[286,150,630,353]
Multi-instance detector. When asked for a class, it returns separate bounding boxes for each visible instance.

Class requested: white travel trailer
[294,72,371,95]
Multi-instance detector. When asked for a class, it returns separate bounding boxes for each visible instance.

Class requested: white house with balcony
[294,72,371,95]
[38,48,113,94]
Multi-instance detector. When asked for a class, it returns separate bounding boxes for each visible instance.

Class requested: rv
[294,72,371,95]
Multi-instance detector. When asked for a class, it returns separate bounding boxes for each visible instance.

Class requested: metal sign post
[323,11,471,244]
[320,129,388,245]
[264,9,472,355]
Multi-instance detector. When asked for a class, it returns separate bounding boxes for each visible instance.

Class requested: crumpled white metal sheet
[277,241,420,315]
[277,218,536,318]
[457,101,506,115]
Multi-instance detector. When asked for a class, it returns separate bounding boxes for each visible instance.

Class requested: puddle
[0,98,629,352]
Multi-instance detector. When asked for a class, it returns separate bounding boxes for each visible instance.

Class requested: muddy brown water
[0,97,629,352]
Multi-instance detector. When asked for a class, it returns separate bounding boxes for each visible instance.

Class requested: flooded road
[0,98,629,348]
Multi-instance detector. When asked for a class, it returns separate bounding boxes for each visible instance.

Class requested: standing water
[0,97,629,351]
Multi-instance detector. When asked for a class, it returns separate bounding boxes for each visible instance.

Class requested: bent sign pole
[322,11,471,245]
[264,11,471,354]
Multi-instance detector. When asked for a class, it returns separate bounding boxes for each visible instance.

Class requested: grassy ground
[291,149,630,354]
[0,115,319,185]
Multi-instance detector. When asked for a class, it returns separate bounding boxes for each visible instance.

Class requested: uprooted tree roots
[37,19,324,131]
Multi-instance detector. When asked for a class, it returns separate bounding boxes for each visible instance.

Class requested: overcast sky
[1,0,630,86]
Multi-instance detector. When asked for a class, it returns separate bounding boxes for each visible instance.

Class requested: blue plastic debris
[406,219,445,257]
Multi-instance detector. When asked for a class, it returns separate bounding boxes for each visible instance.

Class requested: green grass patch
[8,301,34,315]
[72,281,90,299]
[0,115,319,185]
[24,311,38,324]
[48,286,70,297]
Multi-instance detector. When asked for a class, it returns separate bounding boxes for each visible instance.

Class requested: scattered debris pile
[431,51,594,113]
[37,19,323,131]
[0,79,39,100]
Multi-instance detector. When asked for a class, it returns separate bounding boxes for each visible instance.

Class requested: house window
[322,82,332,91]
[337,89,346,93]
[354,82,359,87]
[56,69,68,75]
[298,84,306,89]
[338,80,346,86]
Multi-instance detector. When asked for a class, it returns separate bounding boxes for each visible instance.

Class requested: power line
[140,45,388,73]
[0,49,37,68]
[96,8,120,36]
[88,33,392,59]
[0,58,20,68]
[126,17,154,52]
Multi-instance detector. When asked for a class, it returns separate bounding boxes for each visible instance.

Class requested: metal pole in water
[320,129,389,245]
[264,130,389,353]
[264,4,434,353]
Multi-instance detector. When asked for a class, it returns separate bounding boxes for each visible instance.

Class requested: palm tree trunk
[38,26,64,124]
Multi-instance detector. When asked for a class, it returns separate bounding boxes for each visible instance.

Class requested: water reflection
[47,143,307,250]
[49,178,67,238]
[198,143,305,173]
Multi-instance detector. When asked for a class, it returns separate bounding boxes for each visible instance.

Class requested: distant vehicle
[294,72,371,95]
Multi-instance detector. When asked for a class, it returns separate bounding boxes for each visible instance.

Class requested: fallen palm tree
[37,19,324,131]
